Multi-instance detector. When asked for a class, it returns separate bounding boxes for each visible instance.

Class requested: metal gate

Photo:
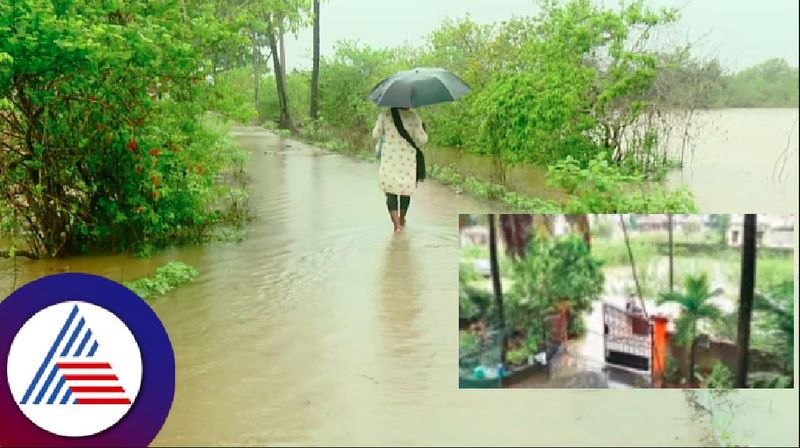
[603,303,652,372]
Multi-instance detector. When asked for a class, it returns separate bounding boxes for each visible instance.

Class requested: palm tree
[658,273,724,386]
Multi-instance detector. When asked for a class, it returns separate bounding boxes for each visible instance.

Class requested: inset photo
[458,214,795,389]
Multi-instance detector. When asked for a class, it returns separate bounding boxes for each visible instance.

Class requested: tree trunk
[279,24,287,82]
[689,331,697,387]
[668,213,674,293]
[252,30,260,110]
[310,0,320,121]
[566,214,591,250]
[620,214,647,316]
[266,27,294,132]
[488,214,507,366]
[735,214,757,388]
[491,154,505,185]
[499,214,533,259]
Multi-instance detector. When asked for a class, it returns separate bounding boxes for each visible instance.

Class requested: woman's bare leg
[389,210,402,233]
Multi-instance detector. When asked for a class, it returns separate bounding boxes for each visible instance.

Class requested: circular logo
[0,273,175,447]
[7,302,144,437]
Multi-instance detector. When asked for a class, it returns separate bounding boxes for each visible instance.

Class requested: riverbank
[273,123,698,214]
[269,107,800,215]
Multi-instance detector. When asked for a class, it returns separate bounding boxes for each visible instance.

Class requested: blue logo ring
[0,273,176,447]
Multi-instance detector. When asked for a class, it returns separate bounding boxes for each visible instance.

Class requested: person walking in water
[372,107,427,233]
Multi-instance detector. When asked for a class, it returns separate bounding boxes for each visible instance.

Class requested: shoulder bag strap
[390,108,426,182]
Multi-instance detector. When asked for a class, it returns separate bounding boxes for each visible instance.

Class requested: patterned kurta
[372,108,428,197]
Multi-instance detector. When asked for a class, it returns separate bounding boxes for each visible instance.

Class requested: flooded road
[0,127,737,446]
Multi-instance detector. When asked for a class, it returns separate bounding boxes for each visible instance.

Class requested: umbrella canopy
[368,67,471,108]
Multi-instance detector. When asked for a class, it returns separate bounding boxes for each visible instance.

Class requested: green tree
[507,234,603,349]
[658,273,724,386]
[469,0,678,176]
[719,58,799,108]
[244,0,311,130]
[1,0,248,257]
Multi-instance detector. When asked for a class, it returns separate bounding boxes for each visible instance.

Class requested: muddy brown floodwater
[1,126,722,446]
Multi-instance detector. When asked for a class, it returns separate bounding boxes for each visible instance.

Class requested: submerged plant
[683,389,747,447]
[124,261,199,300]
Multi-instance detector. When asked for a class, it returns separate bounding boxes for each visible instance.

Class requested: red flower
[149,148,161,157]
[127,140,138,152]
[135,165,143,174]
[152,190,158,200]
[135,206,142,214]
[152,175,160,187]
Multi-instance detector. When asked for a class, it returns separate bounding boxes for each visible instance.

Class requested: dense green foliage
[703,362,733,389]
[125,261,199,300]
[255,0,702,212]
[288,0,680,175]
[714,59,799,108]
[753,281,794,373]
[504,235,604,360]
[547,154,697,212]
[1,0,250,257]
[647,53,798,109]
[459,230,604,366]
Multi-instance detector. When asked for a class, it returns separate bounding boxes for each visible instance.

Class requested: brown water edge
[431,108,799,214]
[1,127,709,446]
[425,147,568,202]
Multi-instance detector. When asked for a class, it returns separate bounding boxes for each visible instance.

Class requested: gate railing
[603,302,653,372]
